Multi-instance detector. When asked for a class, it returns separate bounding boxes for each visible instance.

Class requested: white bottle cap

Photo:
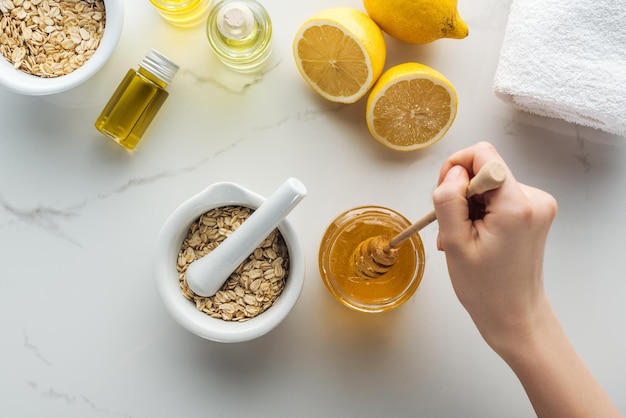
[216,2,255,40]
[140,49,180,85]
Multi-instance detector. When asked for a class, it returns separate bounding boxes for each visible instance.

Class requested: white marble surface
[1,0,625,416]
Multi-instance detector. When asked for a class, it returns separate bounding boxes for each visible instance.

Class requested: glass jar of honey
[318,206,425,313]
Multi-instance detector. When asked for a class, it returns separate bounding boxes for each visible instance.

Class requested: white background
[1,0,625,416]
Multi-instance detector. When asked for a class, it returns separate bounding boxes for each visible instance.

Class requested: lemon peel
[366,62,458,151]
[292,7,386,103]
[363,0,468,44]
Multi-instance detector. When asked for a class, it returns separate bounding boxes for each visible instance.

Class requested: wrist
[480,293,561,364]
[484,296,622,418]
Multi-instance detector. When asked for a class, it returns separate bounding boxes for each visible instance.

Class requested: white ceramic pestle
[185,177,307,297]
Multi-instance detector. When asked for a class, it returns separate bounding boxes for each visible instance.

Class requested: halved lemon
[366,62,458,151]
[292,7,386,104]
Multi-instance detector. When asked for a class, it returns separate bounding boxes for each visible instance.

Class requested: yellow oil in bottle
[319,206,425,313]
[206,0,273,72]
[149,0,212,28]
[95,49,179,150]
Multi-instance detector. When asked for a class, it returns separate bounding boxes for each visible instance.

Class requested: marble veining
[26,381,134,418]
[574,130,592,173]
[24,332,53,366]
[1,0,625,416]
[182,59,281,95]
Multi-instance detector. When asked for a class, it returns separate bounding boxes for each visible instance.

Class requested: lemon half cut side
[293,7,386,104]
[366,62,458,151]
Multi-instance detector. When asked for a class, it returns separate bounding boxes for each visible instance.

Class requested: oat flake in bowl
[155,181,305,343]
[177,205,289,322]
[0,0,106,77]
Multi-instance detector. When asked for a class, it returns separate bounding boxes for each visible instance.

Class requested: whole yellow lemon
[363,0,468,44]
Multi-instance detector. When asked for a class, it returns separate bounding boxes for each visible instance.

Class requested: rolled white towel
[493,0,626,137]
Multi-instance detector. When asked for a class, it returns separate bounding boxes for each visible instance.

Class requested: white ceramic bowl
[154,182,306,343]
[0,0,123,95]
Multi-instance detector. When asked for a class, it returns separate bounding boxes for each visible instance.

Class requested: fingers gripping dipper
[353,161,507,278]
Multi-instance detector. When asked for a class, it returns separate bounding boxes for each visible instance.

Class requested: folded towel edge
[494,89,626,138]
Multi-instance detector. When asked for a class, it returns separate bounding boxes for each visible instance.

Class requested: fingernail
[447,165,464,178]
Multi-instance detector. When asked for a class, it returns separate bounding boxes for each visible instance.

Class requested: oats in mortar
[0,0,106,77]
[177,205,289,322]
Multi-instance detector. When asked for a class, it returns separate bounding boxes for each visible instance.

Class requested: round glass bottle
[206,0,273,72]
[149,0,212,28]
[319,206,425,313]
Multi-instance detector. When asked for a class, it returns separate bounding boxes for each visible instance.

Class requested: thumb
[433,165,471,251]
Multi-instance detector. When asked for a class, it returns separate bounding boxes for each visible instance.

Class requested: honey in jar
[318,206,425,313]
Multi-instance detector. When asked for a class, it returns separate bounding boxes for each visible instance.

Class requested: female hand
[433,142,621,418]
[432,141,558,353]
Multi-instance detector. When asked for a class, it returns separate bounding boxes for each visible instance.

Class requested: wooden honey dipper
[353,161,507,278]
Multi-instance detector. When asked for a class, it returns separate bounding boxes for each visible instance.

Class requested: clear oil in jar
[206,0,273,72]
[95,49,179,150]
[149,0,212,28]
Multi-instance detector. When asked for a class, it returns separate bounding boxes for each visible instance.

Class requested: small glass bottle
[319,206,426,313]
[149,0,212,28]
[95,49,179,150]
[206,0,273,72]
